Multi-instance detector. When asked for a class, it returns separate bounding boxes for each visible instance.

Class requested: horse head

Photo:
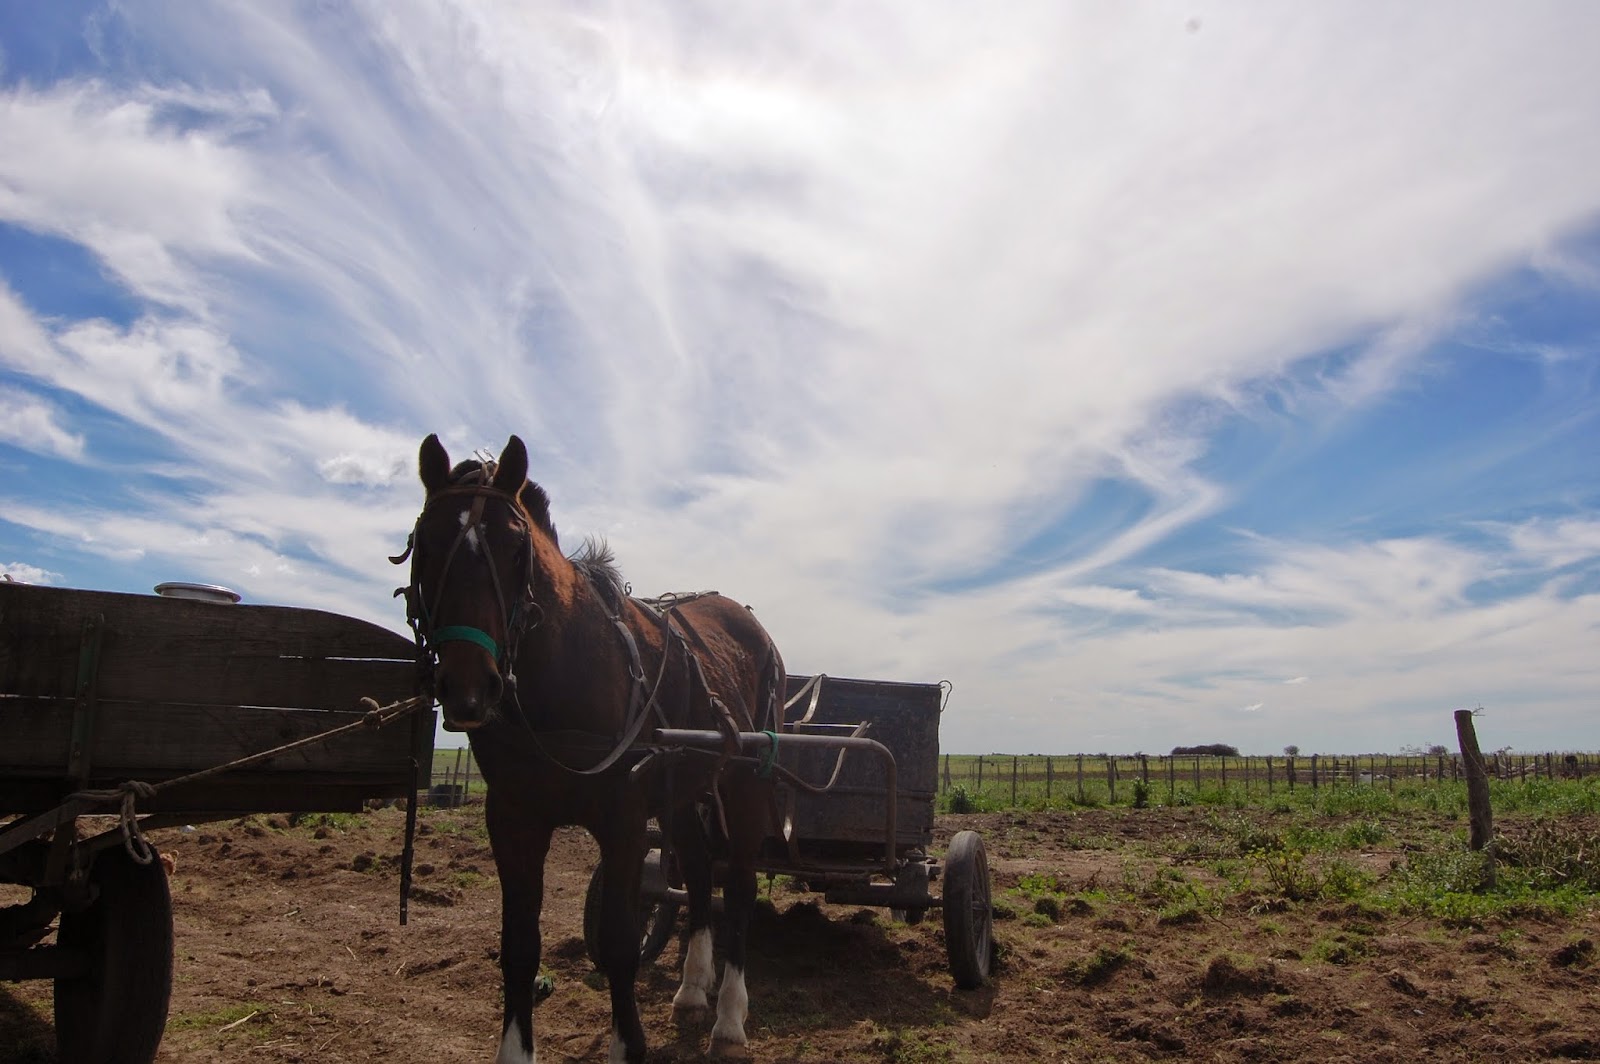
[404,433,544,731]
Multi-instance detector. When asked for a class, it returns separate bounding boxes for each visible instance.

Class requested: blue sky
[2,2,1597,756]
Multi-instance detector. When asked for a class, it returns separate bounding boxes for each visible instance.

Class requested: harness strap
[525,598,684,777]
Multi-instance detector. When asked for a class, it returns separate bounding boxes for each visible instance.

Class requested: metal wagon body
[585,674,994,989]
[0,582,432,1064]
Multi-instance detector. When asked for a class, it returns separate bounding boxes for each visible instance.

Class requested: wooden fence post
[1455,709,1495,888]
[1077,754,1084,803]
[1011,755,1019,807]
[1311,754,1319,790]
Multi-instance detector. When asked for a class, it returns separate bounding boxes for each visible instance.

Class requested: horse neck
[511,536,630,733]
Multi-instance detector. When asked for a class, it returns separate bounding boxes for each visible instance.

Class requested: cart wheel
[941,830,992,989]
[55,848,174,1064]
[583,862,679,969]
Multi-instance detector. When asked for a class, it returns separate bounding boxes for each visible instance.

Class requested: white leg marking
[608,1025,627,1064]
[710,962,749,1049]
[496,1018,536,1064]
[672,927,715,1012]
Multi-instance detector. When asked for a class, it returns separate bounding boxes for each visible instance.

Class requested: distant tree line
[1170,743,1240,757]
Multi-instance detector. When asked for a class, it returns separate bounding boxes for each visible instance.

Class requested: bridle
[392,479,540,702]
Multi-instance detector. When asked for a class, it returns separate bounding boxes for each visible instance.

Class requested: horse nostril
[435,675,452,705]
[486,673,504,706]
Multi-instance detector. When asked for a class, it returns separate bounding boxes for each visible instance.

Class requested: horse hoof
[708,1037,751,1059]
[672,987,711,1018]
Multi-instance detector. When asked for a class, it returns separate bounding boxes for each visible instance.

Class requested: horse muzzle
[435,670,503,732]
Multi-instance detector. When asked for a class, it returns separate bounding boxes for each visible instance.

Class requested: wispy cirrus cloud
[1,2,1598,753]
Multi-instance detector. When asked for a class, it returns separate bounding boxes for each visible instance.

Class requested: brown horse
[399,434,784,1062]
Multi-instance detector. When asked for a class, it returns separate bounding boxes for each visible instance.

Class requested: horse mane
[571,536,627,612]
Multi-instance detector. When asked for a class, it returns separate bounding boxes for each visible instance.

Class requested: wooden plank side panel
[1,774,417,816]
[2,697,421,776]
[0,583,416,705]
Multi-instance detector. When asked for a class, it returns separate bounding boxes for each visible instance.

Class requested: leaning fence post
[1455,708,1495,888]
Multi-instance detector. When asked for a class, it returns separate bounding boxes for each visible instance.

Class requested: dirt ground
[4,804,1600,1063]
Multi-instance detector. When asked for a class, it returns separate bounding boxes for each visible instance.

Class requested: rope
[65,694,431,863]
[757,730,781,779]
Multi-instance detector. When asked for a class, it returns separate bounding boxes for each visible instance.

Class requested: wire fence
[423,746,1600,810]
[935,751,1600,807]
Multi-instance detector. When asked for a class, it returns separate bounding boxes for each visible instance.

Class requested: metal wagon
[583,674,994,990]
[0,582,433,1064]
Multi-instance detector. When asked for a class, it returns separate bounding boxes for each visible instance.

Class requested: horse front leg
[488,798,553,1064]
[597,824,650,1063]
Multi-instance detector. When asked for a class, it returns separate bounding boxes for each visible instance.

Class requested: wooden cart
[584,675,994,989]
[0,582,433,1064]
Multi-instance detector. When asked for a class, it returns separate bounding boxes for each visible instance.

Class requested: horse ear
[419,434,451,495]
[493,435,528,494]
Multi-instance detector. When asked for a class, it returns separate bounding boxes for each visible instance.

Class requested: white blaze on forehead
[459,509,482,554]
[496,1018,535,1064]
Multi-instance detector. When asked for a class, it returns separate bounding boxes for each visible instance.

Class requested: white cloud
[1503,518,1600,570]
[1,4,1598,753]
[1,562,61,585]
[0,386,86,459]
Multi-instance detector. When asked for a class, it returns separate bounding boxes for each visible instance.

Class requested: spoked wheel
[583,859,680,969]
[54,848,174,1064]
[941,830,993,989]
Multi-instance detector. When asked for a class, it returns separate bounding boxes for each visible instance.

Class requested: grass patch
[167,1002,274,1033]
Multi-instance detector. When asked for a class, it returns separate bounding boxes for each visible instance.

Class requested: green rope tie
[758,729,781,778]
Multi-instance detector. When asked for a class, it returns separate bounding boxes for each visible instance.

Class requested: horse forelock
[442,460,558,546]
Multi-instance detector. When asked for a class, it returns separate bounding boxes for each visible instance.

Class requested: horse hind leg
[669,804,717,1016]
[596,831,650,1063]
[710,780,766,1058]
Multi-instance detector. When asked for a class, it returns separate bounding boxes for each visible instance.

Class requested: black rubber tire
[941,830,993,989]
[583,861,679,969]
[54,848,174,1064]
